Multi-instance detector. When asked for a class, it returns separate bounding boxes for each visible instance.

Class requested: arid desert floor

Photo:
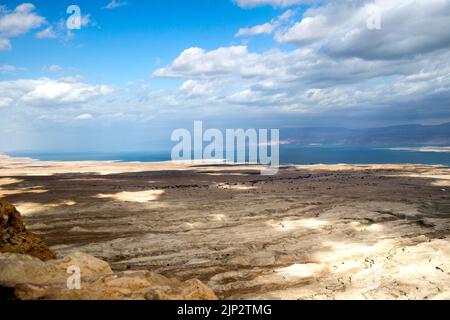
[1,154,450,299]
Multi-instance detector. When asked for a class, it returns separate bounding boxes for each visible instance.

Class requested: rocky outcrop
[0,252,217,300]
[0,200,56,261]
[0,200,217,300]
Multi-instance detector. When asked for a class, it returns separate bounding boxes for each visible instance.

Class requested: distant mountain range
[281,122,450,145]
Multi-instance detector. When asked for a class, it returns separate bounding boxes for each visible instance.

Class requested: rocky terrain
[1,154,450,299]
[0,199,56,260]
[0,251,216,300]
[0,199,216,300]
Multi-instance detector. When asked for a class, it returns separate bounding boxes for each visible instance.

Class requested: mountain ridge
[281,122,450,145]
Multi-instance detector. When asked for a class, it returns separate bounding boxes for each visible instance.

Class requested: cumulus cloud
[153,46,260,78]
[0,3,46,37]
[2,0,449,131]
[0,78,113,108]
[179,80,220,98]
[277,0,450,60]
[0,3,47,50]
[276,13,331,44]
[143,0,442,124]
[156,44,405,86]
[152,3,450,123]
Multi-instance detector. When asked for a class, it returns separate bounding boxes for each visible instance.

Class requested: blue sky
[1,0,450,151]
[2,0,299,84]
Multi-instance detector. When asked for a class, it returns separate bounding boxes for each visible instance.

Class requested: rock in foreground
[0,200,216,300]
[0,200,56,261]
[0,252,217,300]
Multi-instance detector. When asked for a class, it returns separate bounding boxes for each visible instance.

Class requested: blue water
[8,151,172,163]
[8,145,450,167]
[280,145,450,166]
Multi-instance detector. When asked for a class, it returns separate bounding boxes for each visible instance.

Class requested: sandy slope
[1,154,450,299]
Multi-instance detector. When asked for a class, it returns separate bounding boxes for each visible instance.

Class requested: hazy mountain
[281,123,450,145]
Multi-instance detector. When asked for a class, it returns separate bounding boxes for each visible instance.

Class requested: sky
[0,0,450,151]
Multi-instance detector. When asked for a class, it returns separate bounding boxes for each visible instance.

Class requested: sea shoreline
[5,144,450,167]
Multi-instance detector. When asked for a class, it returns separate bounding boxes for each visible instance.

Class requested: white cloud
[0,97,13,109]
[276,14,330,44]
[58,75,84,83]
[1,0,449,131]
[236,9,294,37]
[0,64,19,73]
[103,1,128,10]
[234,0,309,8]
[277,0,450,60]
[0,3,45,37]
[36,26,56,39]
[43,65,63,73]
[0,3,46,50]
[179,79,225,98]
[0,78,113,108]
[152,24,450,119]
[39,13,94,43]
[75,113,93,120]
[0,37,11,50]
[153,46,258,78]
[80,14,92,28]
[236,22,275,37]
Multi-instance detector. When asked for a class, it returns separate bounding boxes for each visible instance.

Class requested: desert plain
[1,154,450,299]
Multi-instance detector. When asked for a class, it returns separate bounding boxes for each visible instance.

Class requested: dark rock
[0,200,56,261]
